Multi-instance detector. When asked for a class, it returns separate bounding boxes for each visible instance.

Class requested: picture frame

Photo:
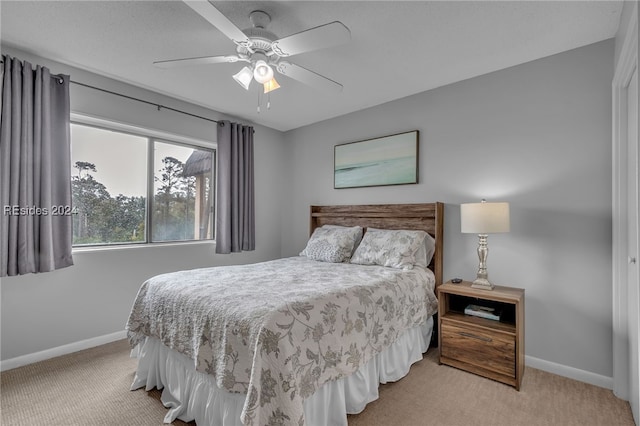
[334,130,419,189]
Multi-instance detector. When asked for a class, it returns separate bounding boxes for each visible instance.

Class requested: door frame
[612,2,638,403]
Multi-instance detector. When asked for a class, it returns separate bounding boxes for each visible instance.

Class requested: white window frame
[70,113,216,251]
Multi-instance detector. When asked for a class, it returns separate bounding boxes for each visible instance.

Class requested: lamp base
[471,277,495,290]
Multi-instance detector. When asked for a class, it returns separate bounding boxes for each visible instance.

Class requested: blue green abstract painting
[334,130,418,189]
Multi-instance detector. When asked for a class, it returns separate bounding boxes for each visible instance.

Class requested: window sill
[72,240,215,254]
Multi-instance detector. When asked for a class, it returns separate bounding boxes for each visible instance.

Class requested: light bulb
[253,60,274,84]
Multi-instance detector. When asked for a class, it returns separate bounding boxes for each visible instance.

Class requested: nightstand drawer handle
[458,332,493,342]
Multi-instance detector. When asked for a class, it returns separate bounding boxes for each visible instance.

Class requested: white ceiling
[1,1,623,132]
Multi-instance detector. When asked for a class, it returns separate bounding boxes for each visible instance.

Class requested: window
[70,122,215,247]
[152,141,214,242]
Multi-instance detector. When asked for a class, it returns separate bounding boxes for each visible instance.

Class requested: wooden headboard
[310,203,444,286]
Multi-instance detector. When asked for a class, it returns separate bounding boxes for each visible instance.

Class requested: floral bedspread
[125,257,437,426]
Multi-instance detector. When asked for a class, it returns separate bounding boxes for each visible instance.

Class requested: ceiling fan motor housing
[238,28,277,54]
[238,10,279,61]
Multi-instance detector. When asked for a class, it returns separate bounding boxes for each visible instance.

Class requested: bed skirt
[130,316,433,425]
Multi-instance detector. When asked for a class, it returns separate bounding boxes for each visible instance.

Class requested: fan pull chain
[256,90,274,113]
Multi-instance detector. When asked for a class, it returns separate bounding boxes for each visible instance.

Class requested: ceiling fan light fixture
[233,66,253,90]
[263,77,280,93]
[253,60,274,84]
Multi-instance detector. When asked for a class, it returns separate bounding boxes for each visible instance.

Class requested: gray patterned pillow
[350,228,428,270]
[300,225,363,263]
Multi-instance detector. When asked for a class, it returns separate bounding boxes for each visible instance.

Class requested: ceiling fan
[154,1,351,95]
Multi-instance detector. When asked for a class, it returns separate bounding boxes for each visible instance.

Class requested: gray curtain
[0,55,73,276]
[216,120,255,253]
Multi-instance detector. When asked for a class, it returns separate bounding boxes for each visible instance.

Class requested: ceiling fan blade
[271,21,350,57]
[183,1,252,49]
[154,55,243,68]
[276,61,343,93]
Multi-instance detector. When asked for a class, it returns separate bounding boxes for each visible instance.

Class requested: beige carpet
[0,339,634,426]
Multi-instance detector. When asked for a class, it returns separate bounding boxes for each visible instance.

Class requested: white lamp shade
[461,201,510,234]
[233,66,253,90]
[253,60,274,84]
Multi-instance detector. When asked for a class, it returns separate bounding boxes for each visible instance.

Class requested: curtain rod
[1,59,222,125]
[70,80,221,125]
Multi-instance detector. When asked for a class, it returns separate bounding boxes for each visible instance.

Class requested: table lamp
[460,199,510,290]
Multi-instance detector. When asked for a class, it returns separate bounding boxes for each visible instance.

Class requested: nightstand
[437,281,525,390]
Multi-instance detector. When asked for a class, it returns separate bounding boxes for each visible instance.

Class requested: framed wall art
[334,130,419,189]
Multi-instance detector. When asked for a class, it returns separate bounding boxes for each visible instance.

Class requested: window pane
[152,141,213,242]
[71,124,147,246]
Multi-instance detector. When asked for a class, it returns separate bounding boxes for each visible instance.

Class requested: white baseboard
[0,330,127,372]
[525,355,614,390]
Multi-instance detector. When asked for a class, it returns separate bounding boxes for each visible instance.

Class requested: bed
[126,202,444,426]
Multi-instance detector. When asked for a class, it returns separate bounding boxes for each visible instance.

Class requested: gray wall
[282,40,614,377]
[0,47,288,360]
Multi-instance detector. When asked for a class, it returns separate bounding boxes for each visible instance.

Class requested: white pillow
[300,225,363,263]
[414,232,436,269]
[350,228,428,270]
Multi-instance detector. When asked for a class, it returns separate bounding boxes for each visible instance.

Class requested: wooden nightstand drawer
[437,281,524,389]
[441,321,515,377]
